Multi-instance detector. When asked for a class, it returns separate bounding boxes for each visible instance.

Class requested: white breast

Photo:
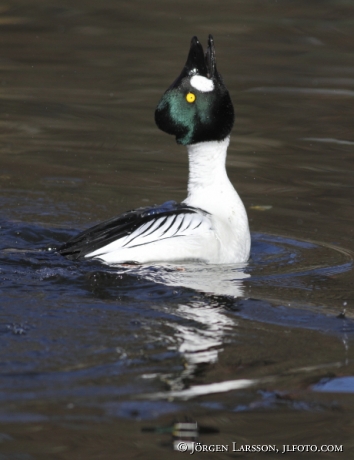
[84,137,250,265]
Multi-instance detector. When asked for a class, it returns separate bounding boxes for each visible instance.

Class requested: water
[1,0,354,457]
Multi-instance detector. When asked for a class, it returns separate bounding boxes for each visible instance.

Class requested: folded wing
[58,201,212,262]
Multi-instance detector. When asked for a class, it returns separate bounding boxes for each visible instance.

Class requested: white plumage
[84,137,250,264]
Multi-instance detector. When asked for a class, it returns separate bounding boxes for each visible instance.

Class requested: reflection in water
[127,233,354,400]
[115,264,255,396]
[132,264,250,394]
[175,302,233,365]
[168,301,236,391]
[143,299,258,400]
[126,263,249,297]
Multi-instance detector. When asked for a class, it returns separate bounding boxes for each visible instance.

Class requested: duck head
[155,35,234,146]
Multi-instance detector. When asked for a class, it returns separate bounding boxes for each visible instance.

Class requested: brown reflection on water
[1,0,354,456]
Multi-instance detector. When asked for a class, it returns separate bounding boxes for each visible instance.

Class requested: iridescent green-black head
[155,35,234,145]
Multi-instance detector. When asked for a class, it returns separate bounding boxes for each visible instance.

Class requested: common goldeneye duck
[58,35,250,264]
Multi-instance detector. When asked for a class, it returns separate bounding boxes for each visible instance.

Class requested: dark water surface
[1,0,354,458]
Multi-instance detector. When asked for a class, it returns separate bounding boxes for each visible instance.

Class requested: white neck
[183,136,250,262]
[183,137,235,212]
[187,136,229,192]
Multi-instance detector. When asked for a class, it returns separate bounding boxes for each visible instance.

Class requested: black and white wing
[58,200,212,262]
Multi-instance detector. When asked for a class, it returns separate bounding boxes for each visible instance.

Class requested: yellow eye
[186,92,196,103]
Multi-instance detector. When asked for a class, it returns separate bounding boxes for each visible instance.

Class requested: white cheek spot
[190,75,214,93]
